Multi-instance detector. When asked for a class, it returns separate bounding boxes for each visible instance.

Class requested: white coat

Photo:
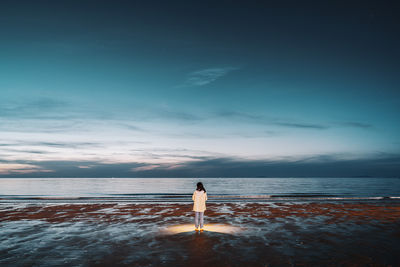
[192,190,207,212]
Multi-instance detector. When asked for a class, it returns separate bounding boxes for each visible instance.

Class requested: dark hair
[196,182,206,192]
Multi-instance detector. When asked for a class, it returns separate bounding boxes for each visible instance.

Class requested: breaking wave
[0,193,399,203]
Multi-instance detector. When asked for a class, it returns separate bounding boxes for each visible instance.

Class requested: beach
[1,200,399,266]
[2,0,400,265]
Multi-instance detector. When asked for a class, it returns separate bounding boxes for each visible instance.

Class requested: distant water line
[0,177,399,203]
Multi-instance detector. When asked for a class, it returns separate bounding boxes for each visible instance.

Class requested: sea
[1,178,400,266]
[0,177,399,202]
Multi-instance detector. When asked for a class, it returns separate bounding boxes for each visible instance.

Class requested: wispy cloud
[273,122,329,129]
[152,108,203,121]
[116,123,145,132]
[214,110,262,122]
[183,67,238,87]
[213,110,376,130]
[0,97,70,119]
[0,141,103,149]
[0,163,53,175]
[213,110,329,130]
[338,122,373,129]
[0,148,51,155]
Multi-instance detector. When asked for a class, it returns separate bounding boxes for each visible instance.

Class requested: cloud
[77,165,93,169]
[131,164,162,172]
[0,97,70,119]
[213,110,376,130]
[0,160,147,178]
[183,67,238,87]
[0,153,399,178]
[214,110,263,122]
[0,163,53,175]
[0,148,50,154]
[122,106,204,123]
[0,141,105,161]
[0,141,102,149]
[152,109,203,121]
[273,122,329,129]
[338,122,373,129]
[116,123,146,131]
[127,153,400,178]
[213,110,329,130]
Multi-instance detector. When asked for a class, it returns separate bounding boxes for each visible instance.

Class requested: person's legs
[199,212,204,229]
[194,212,199,229]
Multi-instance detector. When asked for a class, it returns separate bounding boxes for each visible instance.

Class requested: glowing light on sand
[163,224,243,235]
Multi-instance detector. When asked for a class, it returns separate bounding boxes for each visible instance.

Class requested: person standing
[192,182,207,231]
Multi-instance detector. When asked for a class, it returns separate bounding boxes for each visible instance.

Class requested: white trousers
[194,211,204,228]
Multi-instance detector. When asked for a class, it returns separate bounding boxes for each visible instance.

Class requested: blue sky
[0,0,399,177]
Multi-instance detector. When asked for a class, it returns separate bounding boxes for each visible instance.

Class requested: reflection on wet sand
[163,223,243,235]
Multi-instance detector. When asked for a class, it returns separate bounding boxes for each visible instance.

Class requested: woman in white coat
[192,182,207,231]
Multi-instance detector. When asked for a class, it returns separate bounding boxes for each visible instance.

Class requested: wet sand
[1,201,400,266]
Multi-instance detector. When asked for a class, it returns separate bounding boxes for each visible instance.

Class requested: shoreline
[1,196,399,203]
[1,201,400,224]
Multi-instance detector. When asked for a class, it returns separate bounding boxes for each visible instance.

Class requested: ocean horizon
[1,177,399,203]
